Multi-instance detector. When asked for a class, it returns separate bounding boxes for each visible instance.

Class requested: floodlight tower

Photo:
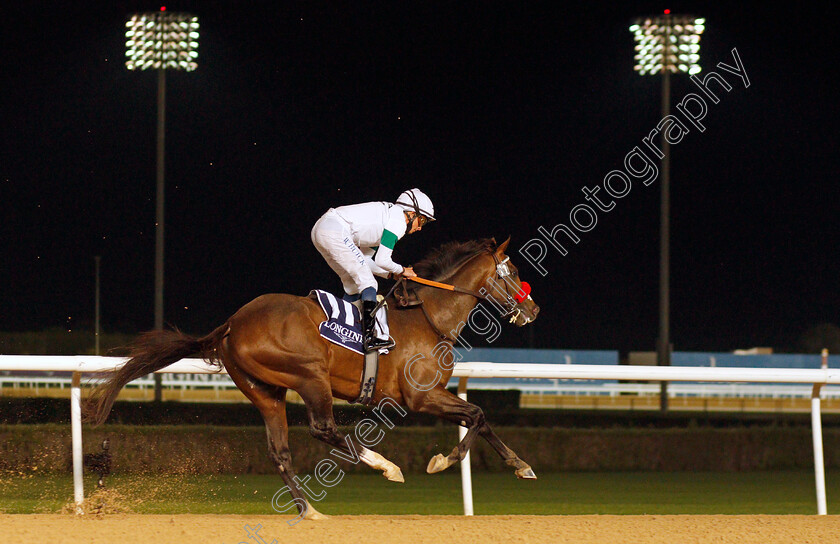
[630,12,704,411]
[125,8,199,401]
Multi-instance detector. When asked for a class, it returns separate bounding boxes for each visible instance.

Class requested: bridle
[486,254,533,323]
[395,250,533,343]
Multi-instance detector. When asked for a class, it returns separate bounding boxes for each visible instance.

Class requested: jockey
[311,188,435,350]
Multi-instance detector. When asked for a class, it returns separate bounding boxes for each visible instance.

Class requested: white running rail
[0,355,837,515]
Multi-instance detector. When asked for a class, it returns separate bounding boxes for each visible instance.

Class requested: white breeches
[311,212,378,296]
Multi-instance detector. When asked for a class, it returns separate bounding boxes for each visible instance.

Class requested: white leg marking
[360,447,404,483]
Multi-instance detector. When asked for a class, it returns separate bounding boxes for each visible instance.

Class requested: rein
[402,253,532,342]
[379,277,462,343]
[408,276,485,299]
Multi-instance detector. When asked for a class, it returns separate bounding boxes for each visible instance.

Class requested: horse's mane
[412,239,496,281]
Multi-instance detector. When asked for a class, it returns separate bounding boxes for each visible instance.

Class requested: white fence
[0,355,838,515]
[7,372,840,403]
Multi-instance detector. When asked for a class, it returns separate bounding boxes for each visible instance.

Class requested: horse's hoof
[303,501,330,520]
[516,467,537,480]
[384,466,405,483]
[426,453,449,474]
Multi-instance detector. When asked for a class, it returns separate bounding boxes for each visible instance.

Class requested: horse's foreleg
[477,425,536,479]
[411,387,485,473]
[413,387,536,479]
[426,424,481,474]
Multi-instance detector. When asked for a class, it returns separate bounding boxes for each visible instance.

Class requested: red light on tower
[160,6,166,11]
[664,9,671,14]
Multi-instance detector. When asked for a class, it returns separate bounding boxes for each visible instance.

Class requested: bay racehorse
[85,237,539,519]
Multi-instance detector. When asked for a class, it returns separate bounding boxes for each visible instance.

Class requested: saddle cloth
[308,290,391,355]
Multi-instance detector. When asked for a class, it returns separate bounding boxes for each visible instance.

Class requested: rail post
[811,349,829,515]
[70,371,84,513]
[457,377,474,516]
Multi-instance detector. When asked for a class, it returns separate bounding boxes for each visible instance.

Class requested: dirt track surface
[2,514,840,544]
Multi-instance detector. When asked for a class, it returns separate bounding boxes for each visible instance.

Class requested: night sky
[2,2,838,354]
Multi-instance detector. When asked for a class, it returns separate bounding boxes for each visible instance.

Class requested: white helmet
[395,188,435,221]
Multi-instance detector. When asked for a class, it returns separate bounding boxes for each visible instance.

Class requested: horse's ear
[495,236,511,255]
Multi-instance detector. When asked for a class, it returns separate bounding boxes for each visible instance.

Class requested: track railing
[0,355,837,515]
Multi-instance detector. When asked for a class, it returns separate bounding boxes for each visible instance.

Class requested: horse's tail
[83,323,229,426]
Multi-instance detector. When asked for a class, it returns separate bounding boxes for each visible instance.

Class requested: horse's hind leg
[412,386,535,479]
[225,365,327,520]
[296,379,404,483]
[259,387,329,520]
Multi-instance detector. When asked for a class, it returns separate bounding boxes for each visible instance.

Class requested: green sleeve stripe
[381,230,398,250]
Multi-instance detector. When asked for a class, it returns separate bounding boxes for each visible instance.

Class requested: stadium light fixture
[125,11,199,71]
[630,12,703,411]
[631,14,704,76]
[125,8,199,401]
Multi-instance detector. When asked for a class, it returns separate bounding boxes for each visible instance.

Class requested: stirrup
[364,335,395,351]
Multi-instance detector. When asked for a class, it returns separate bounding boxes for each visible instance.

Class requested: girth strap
[355,349,379,405]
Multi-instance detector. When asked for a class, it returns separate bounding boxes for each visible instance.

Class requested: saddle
[309,289,392,406]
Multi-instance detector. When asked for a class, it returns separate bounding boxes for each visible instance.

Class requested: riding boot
[362,300,394,351]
